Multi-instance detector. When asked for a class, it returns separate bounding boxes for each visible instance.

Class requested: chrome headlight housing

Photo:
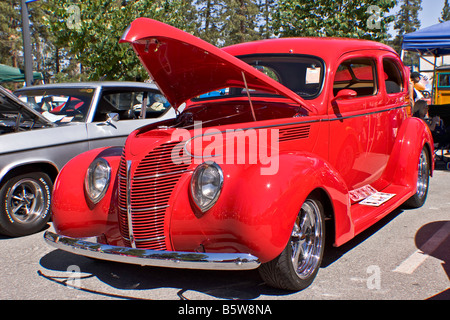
[190,162,224,212]
[84,158,111,204]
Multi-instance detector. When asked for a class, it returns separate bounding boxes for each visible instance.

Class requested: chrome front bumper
[44,231,260,270]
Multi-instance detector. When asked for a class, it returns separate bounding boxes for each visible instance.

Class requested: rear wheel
[404,147,430,208]
[259,195,325,291]
[0,172,52,237]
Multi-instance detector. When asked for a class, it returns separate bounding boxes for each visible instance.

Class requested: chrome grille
[118,141,191,250]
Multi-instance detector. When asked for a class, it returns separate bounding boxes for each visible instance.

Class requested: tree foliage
[392,0,422,66]
[440,0,450,22]
[2,0,416,84]
[273,0,397,42]
[40,0,196,81]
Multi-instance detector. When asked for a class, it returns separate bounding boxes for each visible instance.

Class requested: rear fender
[383,117,434,188]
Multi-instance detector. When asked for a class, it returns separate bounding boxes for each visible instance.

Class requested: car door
[376,55,408,176]
[86,88,174,150]
[328,53,383,191]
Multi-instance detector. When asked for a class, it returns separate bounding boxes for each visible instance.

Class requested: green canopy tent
[0,63,43,83]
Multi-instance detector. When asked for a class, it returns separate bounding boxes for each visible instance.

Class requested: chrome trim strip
[126,160,136,248]
[119,204,170,212]
[44,231,260,271]
[133,169,192,180]
[122,235,166,243]
[118,170,192,181]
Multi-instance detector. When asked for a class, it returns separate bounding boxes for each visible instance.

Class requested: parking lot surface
[0,166,449,301]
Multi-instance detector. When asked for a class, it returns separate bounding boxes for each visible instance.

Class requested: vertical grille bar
[126,160,136,248]
[118,142,191,250]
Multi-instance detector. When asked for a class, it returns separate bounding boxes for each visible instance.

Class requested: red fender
[382,117,434,189]
[51,147,122,237]
[170,152,352,263]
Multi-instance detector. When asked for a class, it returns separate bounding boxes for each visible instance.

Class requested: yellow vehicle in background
[434,65,450,105]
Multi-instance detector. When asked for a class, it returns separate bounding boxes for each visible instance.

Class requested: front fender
[51,146,123,237]
[170,152,351,263]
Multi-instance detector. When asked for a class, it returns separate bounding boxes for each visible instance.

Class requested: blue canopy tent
[402,20,450,57]
[403,21,450,163]
[402,21,450,106]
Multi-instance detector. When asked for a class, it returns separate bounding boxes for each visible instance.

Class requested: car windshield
[193,54,324,101]
[16,88,95,123]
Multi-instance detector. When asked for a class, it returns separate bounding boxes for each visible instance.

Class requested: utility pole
[21,0,37,86]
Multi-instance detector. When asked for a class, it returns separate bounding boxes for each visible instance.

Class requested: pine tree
[392,0,422,66]
[273,0,396,42]
[440,0,450,22]
[193,0,226,46]
[221,0,260,46]
[255,0,277,39]
[0,1,22,68]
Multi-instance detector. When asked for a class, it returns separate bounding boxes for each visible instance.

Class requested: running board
[351,184,414,236]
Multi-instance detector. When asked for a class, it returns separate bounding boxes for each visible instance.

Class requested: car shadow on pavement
[417,220,450,300]
[38,249,288,300]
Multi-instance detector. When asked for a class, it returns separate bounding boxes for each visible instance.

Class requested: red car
[45,18,434,291]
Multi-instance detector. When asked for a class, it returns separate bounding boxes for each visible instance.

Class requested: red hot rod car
[45,18,434,291]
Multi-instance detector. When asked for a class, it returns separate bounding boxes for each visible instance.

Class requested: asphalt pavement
[0,163,449,301]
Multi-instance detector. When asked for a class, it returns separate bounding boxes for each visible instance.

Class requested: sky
[417,0,446,28]
[389,0,446,34]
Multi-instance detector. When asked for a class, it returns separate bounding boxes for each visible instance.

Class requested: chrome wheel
[0,172,52,237]
[290,199,324,280]
[7,178,46,224]
[416,149,428,199]
[404,147,430,209]
[258,194,325,291]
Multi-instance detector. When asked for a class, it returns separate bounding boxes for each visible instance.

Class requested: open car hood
[0,86,53,127]
[120,18,311,112]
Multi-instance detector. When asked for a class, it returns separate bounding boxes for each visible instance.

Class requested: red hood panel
[120,18,308,110]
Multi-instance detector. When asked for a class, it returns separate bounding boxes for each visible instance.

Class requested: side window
[383,58,403,94]
[438,73,450,88]
[94,90,170,121]
[333,58,377,97]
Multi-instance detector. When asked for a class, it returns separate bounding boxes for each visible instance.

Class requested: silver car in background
[0,82,174,237]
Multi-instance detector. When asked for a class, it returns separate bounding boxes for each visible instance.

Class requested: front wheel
[0,172,52,237]
[403,147,430,208]
[259,195,325,291]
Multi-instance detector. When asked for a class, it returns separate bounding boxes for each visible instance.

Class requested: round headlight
[190,162,224,212]
[84,158,111,204]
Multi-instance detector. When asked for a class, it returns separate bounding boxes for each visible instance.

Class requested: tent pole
[432,55,437,105]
